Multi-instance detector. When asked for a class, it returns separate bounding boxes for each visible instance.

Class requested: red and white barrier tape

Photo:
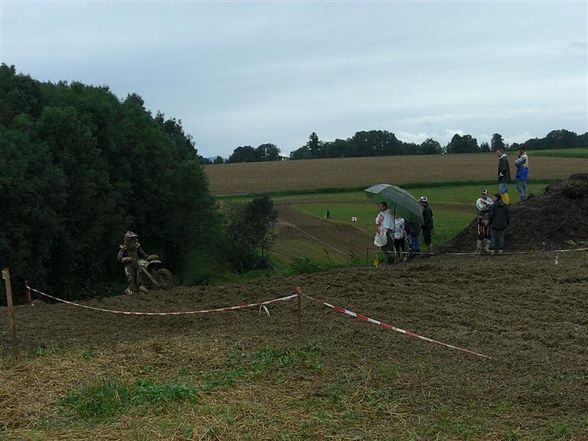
[28,287,296,317]
[305,294,491,359]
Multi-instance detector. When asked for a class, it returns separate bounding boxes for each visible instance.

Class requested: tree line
[214,129,587,164]
[0,64,276,301]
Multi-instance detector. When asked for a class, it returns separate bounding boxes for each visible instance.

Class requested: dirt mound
[444,174,588,252]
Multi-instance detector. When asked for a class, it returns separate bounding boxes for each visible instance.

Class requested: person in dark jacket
[405,221,421,257]
[488,193,510,254]
[419,196,434,255]
[496,148,511,204]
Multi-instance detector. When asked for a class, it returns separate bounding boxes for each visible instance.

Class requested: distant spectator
[374,201,395,263]
[419,196,434,255]
[393,213,406,261]
[475,189,493,254]
[496,148,511,204]
[515,146,529,201]
[406,221,421,257]
[488,193,510,254]
[325,209,331,219]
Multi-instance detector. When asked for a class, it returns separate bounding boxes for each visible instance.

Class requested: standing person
[117,231,149,294]
[488,193,510,254]
[419,196,434,255]
[496,148,511,204]
[393,213,406,261]
[406,221,421,257]
[374,201,395,263]
[475,189,493,254]
[515,146,529,201]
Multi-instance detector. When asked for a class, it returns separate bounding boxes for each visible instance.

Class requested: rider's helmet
[124,231,138,242]
[481,189,488,197]
[419,196,428,203]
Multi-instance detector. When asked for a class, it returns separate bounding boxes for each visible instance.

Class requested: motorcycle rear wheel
[154,268,174,290]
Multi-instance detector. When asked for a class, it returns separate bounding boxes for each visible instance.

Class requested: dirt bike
[137,255,174,290]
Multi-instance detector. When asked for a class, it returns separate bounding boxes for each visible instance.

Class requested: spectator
[488,193,510,254]
[515,146,529,201]
[419,196,434,255]
[374,201,395,263]
[496,148,511,204]
[406,221,421,257]
[475,189,493,254]
[393,212,406,261]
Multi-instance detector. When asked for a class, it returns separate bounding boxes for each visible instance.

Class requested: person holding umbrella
[365,184,424,262]
[374,201,395,263]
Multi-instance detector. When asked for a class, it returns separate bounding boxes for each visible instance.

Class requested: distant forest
[216,128,587,164]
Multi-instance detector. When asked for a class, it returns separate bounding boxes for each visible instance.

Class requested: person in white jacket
[375,202,395,263]
[475,190,493,254]
[393,213,406,261]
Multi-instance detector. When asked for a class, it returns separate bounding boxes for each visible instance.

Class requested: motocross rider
[475,190,493,254]
[117,231,149,294]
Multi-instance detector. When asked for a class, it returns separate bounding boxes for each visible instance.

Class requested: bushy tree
[227,145,258,163]
[0,64,218,300]
[491,133,505,151]
[446,134,479,154]
[225,195,278,271]
[256,143,281,161]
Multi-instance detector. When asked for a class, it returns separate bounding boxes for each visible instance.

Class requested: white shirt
[393,217,405,239]
[476,196,493,214]
[375,209,393,233]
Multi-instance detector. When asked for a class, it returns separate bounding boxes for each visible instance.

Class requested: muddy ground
[2,250,587,438]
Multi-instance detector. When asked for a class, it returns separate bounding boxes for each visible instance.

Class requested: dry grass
[204,154,588,195]
[2,252,587,440]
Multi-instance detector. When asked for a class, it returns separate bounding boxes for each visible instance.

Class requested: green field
[530,147,588,158]
[279,182,546,248]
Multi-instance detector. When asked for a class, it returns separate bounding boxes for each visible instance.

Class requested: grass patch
[60,344,323,422]
[61,378,198,420]
[215,179,558,201]
[531,148,588,158]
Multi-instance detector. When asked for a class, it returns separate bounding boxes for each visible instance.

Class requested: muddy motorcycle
[137,255,174,290]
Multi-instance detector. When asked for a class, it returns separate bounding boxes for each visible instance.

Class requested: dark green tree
[446,134,479,154]
[228,145,258,163]
[256,143,281,161]
[0,64,218,300]
[418,138,442,155]
[225,195,278,271]
[491,133,505,151]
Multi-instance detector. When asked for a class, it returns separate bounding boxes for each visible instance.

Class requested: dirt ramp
[444,174,588,252]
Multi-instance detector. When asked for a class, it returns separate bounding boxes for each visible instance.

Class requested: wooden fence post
[2,268,19,357]
[296,286,302,329]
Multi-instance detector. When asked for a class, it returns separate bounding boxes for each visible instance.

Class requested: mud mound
[444,174,588,252]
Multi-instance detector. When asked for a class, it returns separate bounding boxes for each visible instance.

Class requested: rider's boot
[476,239,482,254]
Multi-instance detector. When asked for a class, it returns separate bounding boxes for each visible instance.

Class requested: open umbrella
[364,184,423,224]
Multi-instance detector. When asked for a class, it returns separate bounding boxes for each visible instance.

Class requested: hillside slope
[444,174,588,252]
[2,251,587,439]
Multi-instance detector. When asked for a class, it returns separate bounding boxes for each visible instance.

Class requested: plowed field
[2,251,587,440]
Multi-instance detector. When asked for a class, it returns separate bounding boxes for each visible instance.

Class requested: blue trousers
[517,181,528,201]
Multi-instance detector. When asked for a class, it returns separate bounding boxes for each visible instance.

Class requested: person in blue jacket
[515,146,529,201]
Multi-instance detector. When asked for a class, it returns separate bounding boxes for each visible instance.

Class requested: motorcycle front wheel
[154,268,174,290]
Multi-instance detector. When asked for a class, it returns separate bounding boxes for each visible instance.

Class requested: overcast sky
[1,1,587,158]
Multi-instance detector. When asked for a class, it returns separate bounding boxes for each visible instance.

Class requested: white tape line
[29,287,296,317]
